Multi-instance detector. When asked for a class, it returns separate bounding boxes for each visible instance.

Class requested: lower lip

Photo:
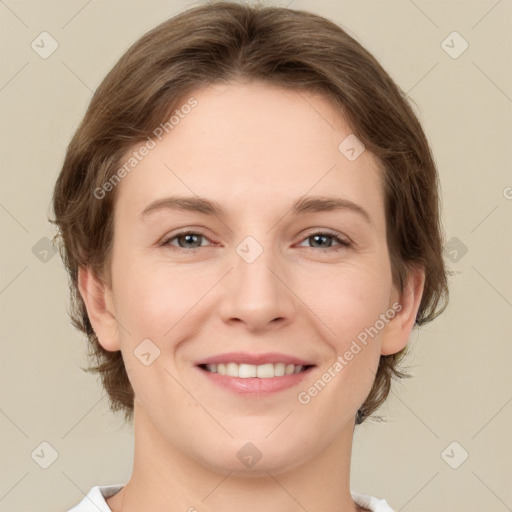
[197,366,315,396]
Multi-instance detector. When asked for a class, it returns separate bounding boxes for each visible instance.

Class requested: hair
[50,0,449,426]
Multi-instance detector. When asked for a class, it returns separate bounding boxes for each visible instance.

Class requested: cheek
[113,257,204,340]
[306,261,393,347]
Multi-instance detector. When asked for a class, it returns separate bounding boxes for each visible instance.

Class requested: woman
[53,2,448,511]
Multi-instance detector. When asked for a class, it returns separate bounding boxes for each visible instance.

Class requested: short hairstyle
[51,0,449,425]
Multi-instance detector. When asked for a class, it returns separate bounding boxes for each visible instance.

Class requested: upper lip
[196,352,316,366]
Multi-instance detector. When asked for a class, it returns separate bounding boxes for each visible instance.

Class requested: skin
[79,79,424,512]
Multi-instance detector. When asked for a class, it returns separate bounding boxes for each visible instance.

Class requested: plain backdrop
[0,1,511,511]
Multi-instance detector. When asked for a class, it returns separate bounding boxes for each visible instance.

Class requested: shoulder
[351,491,395,512]
[65,485,124,512]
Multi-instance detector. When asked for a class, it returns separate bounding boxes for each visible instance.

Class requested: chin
[194,435,314,477]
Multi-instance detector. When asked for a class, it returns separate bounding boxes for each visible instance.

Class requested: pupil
[182,234,199,247]
[313,235,330,247]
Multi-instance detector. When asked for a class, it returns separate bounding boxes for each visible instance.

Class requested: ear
[380,266,425,356]
[78,266,121,352]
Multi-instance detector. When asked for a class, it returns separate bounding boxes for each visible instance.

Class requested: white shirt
[66,485,395,511]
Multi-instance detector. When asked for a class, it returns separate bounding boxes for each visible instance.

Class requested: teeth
[274,363,286,377]
[204,362,306,378]
[226,362,238,377]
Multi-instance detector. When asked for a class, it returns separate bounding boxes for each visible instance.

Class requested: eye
[161,230,351,252]
[297,231,351,251]
[162,231,211,251]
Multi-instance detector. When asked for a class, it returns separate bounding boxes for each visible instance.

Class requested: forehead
[114,80,384,224]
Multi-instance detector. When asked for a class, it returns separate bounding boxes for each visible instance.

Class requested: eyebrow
[139,195,372,224]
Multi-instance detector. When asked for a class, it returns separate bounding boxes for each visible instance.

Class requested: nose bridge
[219,233,294,328]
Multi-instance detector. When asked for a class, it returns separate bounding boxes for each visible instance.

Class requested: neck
[108,402,363,512]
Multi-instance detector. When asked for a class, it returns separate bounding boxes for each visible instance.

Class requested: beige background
[1,0,511,511]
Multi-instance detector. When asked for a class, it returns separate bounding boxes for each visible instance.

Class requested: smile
[200,362,312,378]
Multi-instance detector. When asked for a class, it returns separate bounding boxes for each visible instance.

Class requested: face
[85,80,414,475]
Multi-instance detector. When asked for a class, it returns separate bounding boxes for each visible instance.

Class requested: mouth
[195,354,316,396]
[198,362,315,378]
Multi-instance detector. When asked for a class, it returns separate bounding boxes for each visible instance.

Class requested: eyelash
[161,230,351,253]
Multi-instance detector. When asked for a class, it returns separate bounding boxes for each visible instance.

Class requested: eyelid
[161,229,217,249]
[161,227,352,252]
[298,228,352,246]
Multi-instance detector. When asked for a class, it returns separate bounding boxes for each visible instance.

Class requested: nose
[218,239,296,332]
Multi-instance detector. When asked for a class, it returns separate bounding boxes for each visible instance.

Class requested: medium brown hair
[51,0,448,425]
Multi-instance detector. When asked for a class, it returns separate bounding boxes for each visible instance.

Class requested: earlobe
[380,266,426,356]
[78,266,121,352]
